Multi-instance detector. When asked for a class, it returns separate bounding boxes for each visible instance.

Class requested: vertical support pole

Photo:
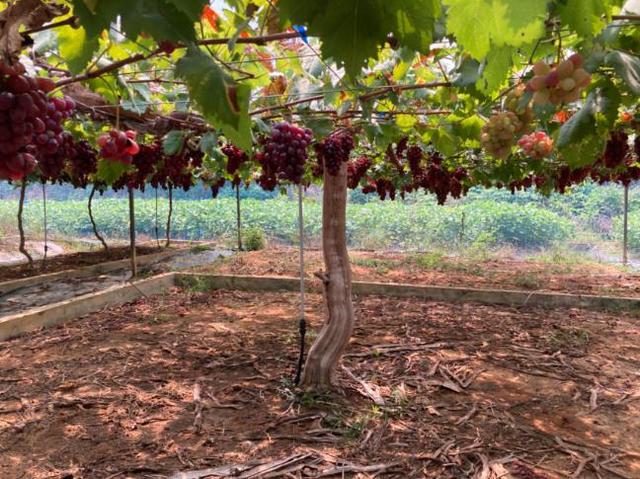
[236,183,243,251]
[129,186,137,277]
[42,182,48,266]
[294,183,306,385]
[623,184,629,266]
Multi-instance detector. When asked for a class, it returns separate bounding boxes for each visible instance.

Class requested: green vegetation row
[0,197,575,250]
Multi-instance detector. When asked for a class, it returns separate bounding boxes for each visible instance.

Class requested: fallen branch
[341,365,385,406]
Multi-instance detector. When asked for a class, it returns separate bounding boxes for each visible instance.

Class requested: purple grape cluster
[314,130,355,176]
[256,122,312,190]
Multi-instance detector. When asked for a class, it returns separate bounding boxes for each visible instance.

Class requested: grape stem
[17,181,33,266]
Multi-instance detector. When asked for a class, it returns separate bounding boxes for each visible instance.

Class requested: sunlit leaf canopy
[1,0,640,192]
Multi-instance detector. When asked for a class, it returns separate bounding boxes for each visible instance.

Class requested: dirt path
[198,247,640,298]
[0,288,637,478]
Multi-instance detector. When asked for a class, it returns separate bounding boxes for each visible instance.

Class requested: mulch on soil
[0,288,638,478]
[0,245,167,282]
[200,247,640,298]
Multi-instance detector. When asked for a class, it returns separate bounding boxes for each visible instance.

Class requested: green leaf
[163,130,188,155]
[71,0,197,43]
[96,159,132,185]
[557,85,619,149]
[164,0,206,21]
[444,0,546,59]
[396,113,417,130]
[278,0,439,78]
[176,46,252,150]
[476,45,513,93]
[57,25,98,74]
[560,135,605,168]
[558,0,608,38]
[199,132,219,155]
[605,50,640,94]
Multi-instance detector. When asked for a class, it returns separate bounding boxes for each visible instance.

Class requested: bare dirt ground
[198,247,640,297]
[0,288,638,478]
[0,245,169,283]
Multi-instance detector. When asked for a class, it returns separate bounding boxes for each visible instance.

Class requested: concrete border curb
[3,272,637,342]
[175,273,640,312]
[0,272,175,341]
[0,248,181,295]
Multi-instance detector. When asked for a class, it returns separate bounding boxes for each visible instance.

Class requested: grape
[221,143,248,175]
[347,156,372,189]
[97,128,140,164]
[602,131,629,169]
[314,129,354,176]
[257,121,313,189]
[518,131,554,159]
[0,61,76,181]
[68,140,98,188]
[526,54,590,106]
[406,145,423,176]
[150,141,200,192]
[481,111,525,159]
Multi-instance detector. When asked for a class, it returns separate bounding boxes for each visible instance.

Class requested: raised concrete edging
[0,272,175,341]
[2,272,637,342]
[0,248,181,295]
[175,273,640,313]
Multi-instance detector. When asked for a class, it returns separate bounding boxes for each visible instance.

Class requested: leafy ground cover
[0,288,637,478]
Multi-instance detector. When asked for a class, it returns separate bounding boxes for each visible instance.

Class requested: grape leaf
[164,0,207,21]
[96,159,133,185]
[558,0,608,38]
[557,85,619,149]
[476,45,513,93]
[278,0,439,78]
[163,130,188,155]
[176,46,252,151]
[605,50,640,94]
[444,0,546,59]
[57,25,98,74]
[71,0,197,42]
[199,132,219,155]
[560,135,605,168]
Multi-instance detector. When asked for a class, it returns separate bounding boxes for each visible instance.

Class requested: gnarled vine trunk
[17,181,33,266]
[301,161,354,390]
[88,185,109,251]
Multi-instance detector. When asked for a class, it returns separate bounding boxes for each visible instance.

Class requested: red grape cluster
[221,143,248,175]
[113,141,162,191]
[416,155,467,204]
[39,131,75,181]
[602,131,629,169]
[406,145,423,176]
[347,156,372,189]
[68,140,98,188]
[527,54,590,105]
[97,129,140,164]
[0,62,75,180]
[150,144,201,191]
[314,129,355,176]
[518,131,554,159]
[256,122,312,190]
[210,177,226,198]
